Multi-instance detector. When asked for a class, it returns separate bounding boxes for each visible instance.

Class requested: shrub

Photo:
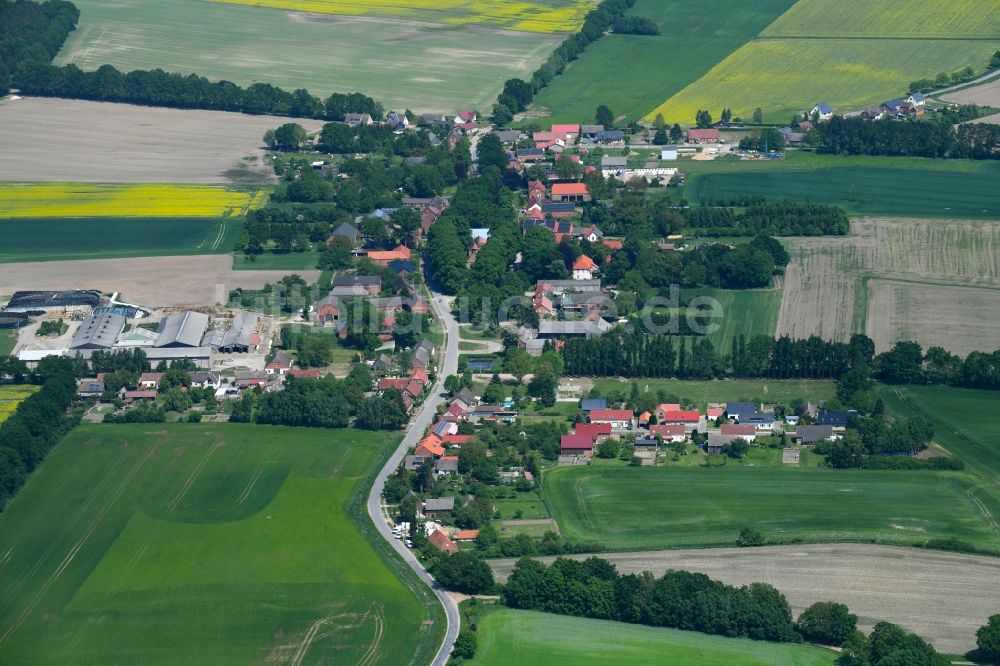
[737,527,765,547]
[796,601,857,646]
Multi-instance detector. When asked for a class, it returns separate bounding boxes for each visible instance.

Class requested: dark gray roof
[581,398,607,412]
[155,311,209,348]
[435,459,459,473]
[331,222,360,239]
[795,425,835,443]
[726,402,756,416]
[334,274,380,287]
[424,497,455,511]
[70,312,126,349]
[817,409,856,426]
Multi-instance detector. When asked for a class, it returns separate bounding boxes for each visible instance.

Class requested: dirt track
[489,543,1000,654]
[0,97,323,183]
[0,255,319,308]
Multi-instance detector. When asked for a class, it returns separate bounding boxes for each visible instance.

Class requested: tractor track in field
[167,440,223,513]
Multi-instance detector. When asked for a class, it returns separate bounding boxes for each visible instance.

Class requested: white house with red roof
[572,254,598,280]
[589,408,634,431]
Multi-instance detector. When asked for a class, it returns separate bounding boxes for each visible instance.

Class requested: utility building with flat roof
[155,311,210,348]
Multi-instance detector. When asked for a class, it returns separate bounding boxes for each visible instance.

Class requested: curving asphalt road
[366,291,461,666]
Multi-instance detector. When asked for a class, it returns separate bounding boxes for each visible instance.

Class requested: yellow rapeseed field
[0,184,267,218]
[0,386,40,425]
[762,0,1000,38]
[200,0,595,33]
[647,39,1000,124]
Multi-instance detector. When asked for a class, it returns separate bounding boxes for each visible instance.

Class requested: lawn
[652,38,1000,122]
[0,217,241,263]
[469,607,837,666]
[545,466,1000,552]
[527,0,796,123]
[0,330,18,357]
[0,385,39,425]
[232,251,321,271]
[58,0,563,112]
[686,157,1000,219]
[201,0,595,32]
[0,424,441,664]
[589,378,836,408]
[0,183,263,218]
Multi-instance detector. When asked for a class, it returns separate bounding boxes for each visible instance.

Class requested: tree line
[684,201,850,236]
[811,114,1000,160]
[875,340,1000,390]
[5,0,384,120]
[491,0,636,123]
[0,358,80,507]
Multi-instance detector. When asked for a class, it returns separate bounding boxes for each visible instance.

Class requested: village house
[572,254,598,281]
[414,434,445,458]
[589,408,635,432]
[687,128,719,143]
[574,421,612,442]
[720,423,757,442]
[580,397,607,413]
[264,350,293,376]
[366,245,411,267]
[793,424,840,445]
[657,410,702,433]
[427,528,457,554]
[550,183,591,203]
[649,424,686,442]
[560,434,594,456]
[138,372,162,390]
[333,274,381,295]
[327,221,361,246]
[810,103,834,121]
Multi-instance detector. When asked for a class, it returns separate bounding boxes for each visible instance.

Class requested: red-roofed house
[289,368,320,380]
[123,389,157,404]
[454,529,480,542]
[638,411,651,426]
[367,245,411,266]
[457,109,477,123]
[561,434,595,455]
[687,128,720,143]
[572,254,598,280]
[139,373,163,389]
[589,409,635,431]
[551,124,580,140]
[442,434,474,445]
[707,407,725,420]
[409,367,429,385]
[603,238,623,250]
[533,294,554,317]
[377,378,408,393]
[649,424,687,442]
[574,422,612,442]
[415,434,445,458]
[653,403,681,422]
[404,379,425,398]
[428,529,457,554]
[551,183,591,203]
[721,423,758,442]
[659,410,702,433]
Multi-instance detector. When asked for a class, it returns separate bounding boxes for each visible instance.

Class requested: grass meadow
[589,378,836,408]
[0,184,263,218]
[202,0,595,32]
[686,156,1000,219]
[0,217,241,263]
[544,466,1000,552]
[651,38,1000,122]
[58,0,562,112]
[527,0,796,123]
[468,607,838,665]
[232,250,321,270]
[0,424,441,664]
[685,287,781,353]
[0,386,39,425]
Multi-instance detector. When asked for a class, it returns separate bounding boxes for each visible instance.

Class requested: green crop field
[880,385,1000,479]
[0,424,441,664]
[232,251,321,270]
[0,218,240,263]
[652,38,1000,122]
[684,287,781,353]
[469,607,838,666]
[58,0,562,112]
[762,0,1000,38]
[545,466,1000,552]
[527,0,796,123]
[589,378,836,408]
[686,158,1000,219]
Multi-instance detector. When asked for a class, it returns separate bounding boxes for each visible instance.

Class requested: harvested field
[57,0,561,112]
[777,218,1000,352]
[0,255,319,309]
[489,544,1000,655]
[866,280,1000,355]
[972,111,1000,125]
[0,97,322,184]
[940,77,1000,106]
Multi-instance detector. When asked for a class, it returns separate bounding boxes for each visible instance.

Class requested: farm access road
[366,290,460,666]
[488,543,1000,655]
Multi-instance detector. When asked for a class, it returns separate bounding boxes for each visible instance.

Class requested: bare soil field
[970,111,1000,125]
[867,279,1000,355]
[0,97,323,183]
[0,255,319,308]
[941,77,1000,106]
[777,218,1000,352]
[489,543,1000,654]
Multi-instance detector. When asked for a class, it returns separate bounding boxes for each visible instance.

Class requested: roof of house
[331,222,360,239]
[817,409,855,426]
[634,436,659,447]
[435,458,459,472]
[590,409,633,421]
[561,434,595,450]
[657,403,682,413]
[367,246,411,262]
[572,254,598,272]
[649,424,686,436]
[721,424,757,436]
[660,410,700,423]
[600,156,628,167]
[688,128,719,139]
[580,398,607,411]
[551,183,589,196]
[139,372,163,382]
[726,402,757,415]
[378,378,408,391]
[428,529,457,553]
[813,102,833,114]
[266,350,292,369]
[707,433,740,447]
[795,424,835,442]
[539,319,612,336]
[541,202,577,214]
[454,529,480,540]
[551,124,580,134]
[707,407,724,418]
[442,434,474,445]
[123,389,157,399]
[575,422,612,437]
[334,274,380,287]
[424,497,455,511]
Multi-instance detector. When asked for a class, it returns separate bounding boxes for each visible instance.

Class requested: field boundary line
[0,442,159,645]
[167,440,223,513]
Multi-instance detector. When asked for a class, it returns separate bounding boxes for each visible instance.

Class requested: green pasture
[527,0,795,123]
[589,378,836,408]
[544,466,1000,552]
[233,251,321,270]
[58,0,561,112]
[469,607,838,666]
[0,424,440,664]
[0,217,239,263]
[684,287,781,352]
[686,159,1000,219]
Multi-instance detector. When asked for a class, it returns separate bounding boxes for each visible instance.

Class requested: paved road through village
[366,291,460,666]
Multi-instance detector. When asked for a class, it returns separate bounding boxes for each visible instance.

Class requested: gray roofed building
[423,497,455,513]
[454,387,477,406]
[329,222,360,244]
[155,311,210,348]
[536,279,602,294]
[404,455,428,471]
[793,425,837,444]
[495,130,521,143]
[70,312,126,349]
[581,398,607,412]
[581,124,604,136]
[435,458,459,474]
[334,274,380,288]
[725,402,757,420]
[329,285,370,297]
[600,156,628,168]
[524,338,546,356]
[217,312,259,353]
[707,433,739,452]
[538,319,612,338]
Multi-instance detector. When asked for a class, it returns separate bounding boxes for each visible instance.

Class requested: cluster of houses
[559,398,856,459]
[312,272,429,342]
[344,108,480,137]
[373,358,433,414]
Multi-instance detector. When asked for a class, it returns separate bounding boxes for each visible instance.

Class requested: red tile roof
[575,422,612,438]
[289,368,320,379]
[688,128,719,140]
[454,529,480,541]
[560,434,595,450]
[367,245,411,262]
[721,424,757,436]
[572,254,597,271]
[552,183,589,196]
[428,529,457,554]
[649,424,686,437]
[415,434,445,458]
[442,434,474,445]
[551,124,580,134]
[660,410,701,423]
[603,239,623,249]
[409,367,429,383]
[377,378,408,391]
[590,409,633,422]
